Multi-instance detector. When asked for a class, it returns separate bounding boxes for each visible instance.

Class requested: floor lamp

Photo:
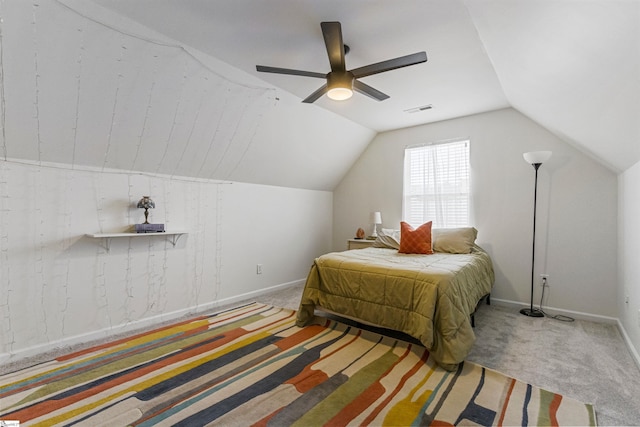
[521,151,552,317]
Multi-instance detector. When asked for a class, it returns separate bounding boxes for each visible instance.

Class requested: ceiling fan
[256,21,427,103]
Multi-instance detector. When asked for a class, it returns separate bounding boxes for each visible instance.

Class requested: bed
[295,226,495,371]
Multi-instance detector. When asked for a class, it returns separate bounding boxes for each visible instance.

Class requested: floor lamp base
[520,308,544,317]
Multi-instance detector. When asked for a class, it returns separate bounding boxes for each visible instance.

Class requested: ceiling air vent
[404,104,433,113]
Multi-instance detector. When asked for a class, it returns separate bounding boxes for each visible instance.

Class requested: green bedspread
[296,245,494,371]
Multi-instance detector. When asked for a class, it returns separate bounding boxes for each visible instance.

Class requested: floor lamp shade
[521,151,551,317]
[523,151,552,165]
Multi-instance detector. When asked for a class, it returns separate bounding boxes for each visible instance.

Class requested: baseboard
[490,297,618,324]
[213,279,305,308]
[616,319,640,371]
[0,279,305,367]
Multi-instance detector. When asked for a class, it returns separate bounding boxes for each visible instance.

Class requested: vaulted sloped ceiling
[0,0,375,191]
[1,0,638,194]
[90,0,639,173]
[465,0,640,172]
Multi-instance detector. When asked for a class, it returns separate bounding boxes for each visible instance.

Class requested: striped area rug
[1,303,596,426]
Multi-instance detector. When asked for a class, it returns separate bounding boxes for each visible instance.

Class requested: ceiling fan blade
[350,52,427,79]
[321,22,346,72]
[353,80,389,101]
[256,65,326,79]
[302,84,329,103]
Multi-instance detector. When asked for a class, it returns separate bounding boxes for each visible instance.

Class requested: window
[402,139,470,228]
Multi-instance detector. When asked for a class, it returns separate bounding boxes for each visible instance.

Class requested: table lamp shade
[370,211,382,224]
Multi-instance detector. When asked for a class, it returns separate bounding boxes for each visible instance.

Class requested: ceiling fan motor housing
[328,71,354,89]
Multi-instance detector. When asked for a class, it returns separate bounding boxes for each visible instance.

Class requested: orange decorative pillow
[399,221,433,254]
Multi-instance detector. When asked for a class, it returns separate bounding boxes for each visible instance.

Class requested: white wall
[619,160,640,362]
[334,108,618,318]
[0,160,332,363]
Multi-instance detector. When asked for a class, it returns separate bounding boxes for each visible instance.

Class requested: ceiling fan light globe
[327,87,353,101]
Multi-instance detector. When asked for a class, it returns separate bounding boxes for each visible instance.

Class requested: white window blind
[402,140,470,228]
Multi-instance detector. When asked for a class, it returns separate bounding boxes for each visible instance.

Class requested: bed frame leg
[471,293,490,328]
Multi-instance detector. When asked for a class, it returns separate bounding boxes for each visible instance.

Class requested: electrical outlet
[256,264,263,275]
[637,310,640,328]
[540,274,549,287]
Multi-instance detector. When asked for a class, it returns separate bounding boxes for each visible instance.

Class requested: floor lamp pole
[521,162,544,317]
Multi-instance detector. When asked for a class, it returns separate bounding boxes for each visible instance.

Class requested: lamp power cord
[537,278,575,322]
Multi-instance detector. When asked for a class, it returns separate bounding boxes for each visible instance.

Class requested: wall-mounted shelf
[86,231,187,252]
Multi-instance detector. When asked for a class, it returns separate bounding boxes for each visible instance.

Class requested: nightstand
[348,238,376,250]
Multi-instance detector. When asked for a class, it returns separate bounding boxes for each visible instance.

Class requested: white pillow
[373,228,401,249]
